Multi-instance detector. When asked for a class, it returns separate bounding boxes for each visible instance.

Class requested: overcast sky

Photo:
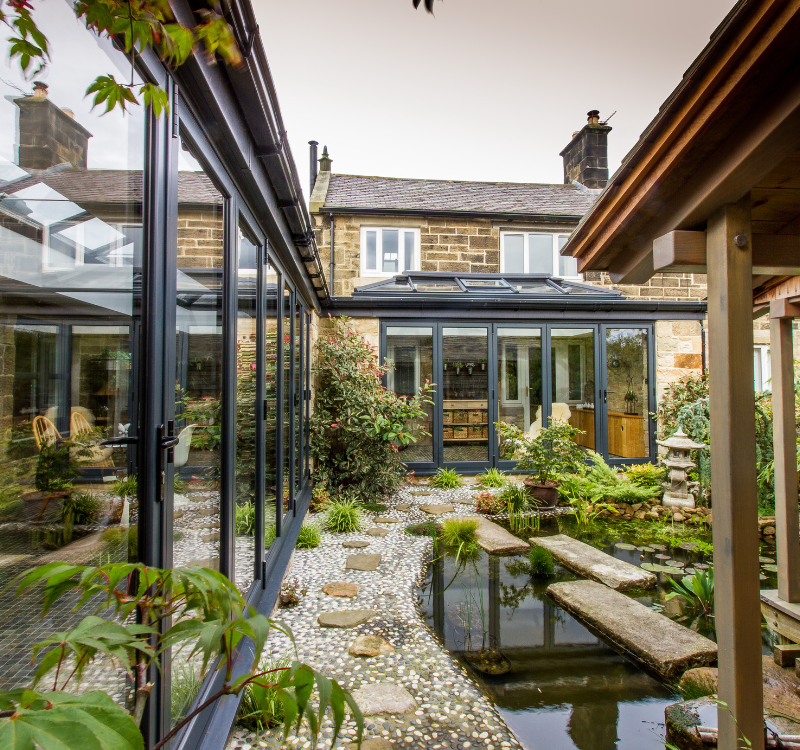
[255,0,735,191]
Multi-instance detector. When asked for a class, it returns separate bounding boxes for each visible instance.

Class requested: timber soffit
[560,0,800,279]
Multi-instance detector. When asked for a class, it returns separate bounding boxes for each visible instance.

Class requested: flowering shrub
[310,316,433,501]
[474,491,505,515]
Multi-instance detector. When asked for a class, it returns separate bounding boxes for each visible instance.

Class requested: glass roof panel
[414,281,463,293]
[509,280,561,294]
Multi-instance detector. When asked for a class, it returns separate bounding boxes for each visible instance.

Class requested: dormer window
[500,232,579,278]
[360,227,420,276]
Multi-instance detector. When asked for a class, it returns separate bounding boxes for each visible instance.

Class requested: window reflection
[265,259,278,540]
[551,328,595,450]
[0,7,142,703]
[282,285,292,515]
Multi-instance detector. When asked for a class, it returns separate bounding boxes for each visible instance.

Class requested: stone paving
[227,485,526,750]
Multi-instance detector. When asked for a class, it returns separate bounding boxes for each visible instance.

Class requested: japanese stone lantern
[656,428,706,509]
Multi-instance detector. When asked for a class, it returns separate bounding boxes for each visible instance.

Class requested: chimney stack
[559,110,611,190]
[15,83,92,170]
[309,140,318,197]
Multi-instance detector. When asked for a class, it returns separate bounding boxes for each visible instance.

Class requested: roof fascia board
[563,0,800,279]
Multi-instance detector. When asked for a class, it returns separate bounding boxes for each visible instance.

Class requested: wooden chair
[32,415,61,450]
[70,411,93,438]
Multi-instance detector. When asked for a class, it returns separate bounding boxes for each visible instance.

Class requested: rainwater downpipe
[700,317,707,373]
[329,212,335,296]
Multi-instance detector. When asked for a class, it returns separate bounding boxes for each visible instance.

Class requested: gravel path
[227,484,526,750]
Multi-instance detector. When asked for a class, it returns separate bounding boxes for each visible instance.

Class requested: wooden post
[770,301,800,602]
[707,198,764,750]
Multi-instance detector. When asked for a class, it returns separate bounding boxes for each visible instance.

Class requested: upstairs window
[500,232,579,278]
[361,227,420,276]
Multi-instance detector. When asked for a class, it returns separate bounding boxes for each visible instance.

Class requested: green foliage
[101,526,138,561]
[35,441,86,493]
[171,661,203,726]
[322,499,364,533]
[496,418,586,484]
[310,316,433,502]
[405,520,437,538]
[361,501,388,513]
[0,562,363,750]
[113,474,137,500]
[265,525,276,548]
[668,567,714,620]
[238,653,292,731]
[2,1,243,119]
[309,482,331,513]
[295,522,321,550]
[439,518,478,548]
[430,468,463,489]
[528,546,555,577]
[479,468,507,488]
[60,491,102,525]
[235,502,255,537]
[499,483,528,512]
[623,463,667,491]
[558,452,659,506]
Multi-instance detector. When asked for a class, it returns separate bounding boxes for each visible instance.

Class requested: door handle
[156,421,179,502]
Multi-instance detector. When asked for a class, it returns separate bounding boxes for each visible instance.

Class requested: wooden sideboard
[569,407,647,458]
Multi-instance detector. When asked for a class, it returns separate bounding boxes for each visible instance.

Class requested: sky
[255,0,736,190]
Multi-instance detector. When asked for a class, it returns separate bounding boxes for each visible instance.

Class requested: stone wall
[655,320,705,403]
[313,212,710,302]
[177,206,223,268]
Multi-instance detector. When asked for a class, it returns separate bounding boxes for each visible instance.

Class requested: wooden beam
[707,199,764,750]
[770,302,800,603]
[653,231,800,274]
[754,275,800,305]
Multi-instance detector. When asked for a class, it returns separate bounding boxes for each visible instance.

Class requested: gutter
[322,206,586,223]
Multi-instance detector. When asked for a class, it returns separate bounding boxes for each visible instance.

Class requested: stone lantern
[657,428,706,509]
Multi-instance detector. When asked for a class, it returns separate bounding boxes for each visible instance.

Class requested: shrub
[480,468,507,488]
[405,520,438,537]
[474,491,505,515]
[500,483,528,512]
[296,522,321,549]
[430,468,462,489]
[171,662,203,725]
[323,499,364,533]
[112,474,137,499]
[36,441,84,493]
[310,316,434,502]
[238,653,292,731]
[279,578,307,608]
[624,463,667,491]
[495,419,585,484]
[558,452,659,506]
[309,482,331,513]
[439,518,478,548]
[361,501,388,513]
[265,524,276,548]
[59,491,101,525]
[235,502,255,536]
[528,546,555,577]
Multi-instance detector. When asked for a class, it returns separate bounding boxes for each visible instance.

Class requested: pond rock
[679,667,718,698]
[350,683,417,715]
[463,649,511,675]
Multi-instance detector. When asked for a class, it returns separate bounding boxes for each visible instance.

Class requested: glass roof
[353,273,623,298]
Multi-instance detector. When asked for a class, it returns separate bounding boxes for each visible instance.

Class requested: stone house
[307,113,712,471]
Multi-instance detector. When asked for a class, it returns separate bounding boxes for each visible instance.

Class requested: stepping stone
[419,504,455,515]
[198,521,220,529]
[346,554,382,571]
[374,517,401,524]
[366,528,390,538]
[194,508,218,517]
[342,540,370,549]
[395,504,412,511]
[350,683,417,715]
[410,490,433,496]
[347,740,394,750]
[185,557,219,570]
[467,516,529,555]
[694,562,710,570]
[665,559,685,568]
[655,553,671,560]
[615,542,637,551]
[532,534,655,591]
[349,634,394,657]
[318,610,378,628]
[548,580,717,679]
[201,532,220,543]
[322,582,359,598]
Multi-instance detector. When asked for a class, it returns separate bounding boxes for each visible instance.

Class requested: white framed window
[754,345,771,392]
[360,227,420,276]
[500,232,579,278]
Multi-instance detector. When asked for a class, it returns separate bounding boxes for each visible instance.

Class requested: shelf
[443,437,489,442]
[444,423,488,427]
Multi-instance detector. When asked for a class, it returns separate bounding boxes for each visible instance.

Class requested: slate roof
[1,169,221,205]
[323,174,599,217]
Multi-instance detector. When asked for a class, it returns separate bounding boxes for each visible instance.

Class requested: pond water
[415,516,777,750]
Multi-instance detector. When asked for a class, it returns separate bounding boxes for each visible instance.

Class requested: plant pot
[480,364,486,371]
[523,479,558,509]
[455,368,461,375]
[467,367,473,375]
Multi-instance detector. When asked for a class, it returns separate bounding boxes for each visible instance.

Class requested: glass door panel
[550,328,596,450]
[442,327,489,463]
[235,227,258,592]
[497,328,542,460]
[264,260,279,539]
[604,328,651,459]
[281,284,292,516]
[385,326,434,463]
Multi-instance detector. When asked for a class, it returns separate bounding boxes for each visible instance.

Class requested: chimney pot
[587,109,600,125]
[32,81,48,99]
[318,145,332,173]
[62,108,74,119]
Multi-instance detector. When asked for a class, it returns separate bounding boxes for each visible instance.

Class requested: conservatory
[337,272,708,472]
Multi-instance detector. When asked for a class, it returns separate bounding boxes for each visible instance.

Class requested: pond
[415,516,777,750]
